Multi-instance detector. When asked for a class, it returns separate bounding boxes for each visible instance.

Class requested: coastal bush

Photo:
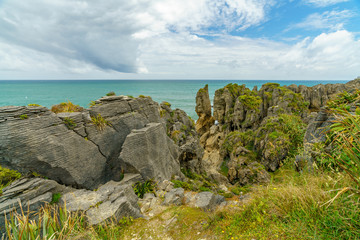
[328,110,360,186]
[91,113,111,131]
[256,114,306,157]
[238,94,262,111]
[51,101,83,113]
[133,180,155,198]
[106,91,116,96]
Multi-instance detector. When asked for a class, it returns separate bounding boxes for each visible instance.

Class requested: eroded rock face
[0,106,107,189]
[195,85,214,136]
[0,96,190,190]
[61,178,142,225]
[286,78,360,111]
[159,101,204,174]
[119,123,182,182]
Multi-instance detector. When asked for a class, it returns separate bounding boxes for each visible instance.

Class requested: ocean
[0,80,348,119]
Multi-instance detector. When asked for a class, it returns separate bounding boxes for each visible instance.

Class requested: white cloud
[304,0,349,7]
[0,0,359,81]
[137,30,360,80]
[293,10,354,31]
[0,0,273,77]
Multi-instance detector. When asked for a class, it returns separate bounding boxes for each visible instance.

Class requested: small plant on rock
[91,114,111,131]
[106,91,116,96]
[51,193,62,204]
[63,117,77,130]
[133,179,156,198]
[19,114,28,120]
[51,101,83,113]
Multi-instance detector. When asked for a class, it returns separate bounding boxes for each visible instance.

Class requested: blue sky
[0,0,359,80]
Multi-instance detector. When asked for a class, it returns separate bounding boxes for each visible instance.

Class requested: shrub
[106,91,116,96]
[133,180,155,198]
[19,114,28,120]
[329,110,360,186]
[51,101,83,113]
[91,114,111,131]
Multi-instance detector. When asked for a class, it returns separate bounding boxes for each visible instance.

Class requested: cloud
[292,10,354,31]
[304,0,349,7]
[0,0,273,76]
[138,30,360,80]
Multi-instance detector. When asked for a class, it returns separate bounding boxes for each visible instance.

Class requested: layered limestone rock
[195,85,214,136]
[286,77,360,111]
[61,176,143,225]
[0,95,192,189]
[0,106,107,189]
[159,101,204,173]
[119,123,181,182]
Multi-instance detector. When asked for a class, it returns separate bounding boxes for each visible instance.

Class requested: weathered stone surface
[194,192,225,211]
[119,123,182,182]
[61,179,142,225]
[160,102,204,174]
[0,96,186,189]
[286,78,360,111]
[163,188,185,206]
[0,177,69,234]
[195,85,214,136]
[0,106,107,189]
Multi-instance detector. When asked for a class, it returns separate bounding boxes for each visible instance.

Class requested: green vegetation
[222,130,255,154]
[133,179,156,198]
[51,101,83,113]
[63,117,76,130]
[0,166,21,194]
[19,114,28,120]
[51,193,62,204]
[27,103,41,107]
[106,91,116,96]
[238,94,262,111]
[138,95,152,99]
[91,114,111,131]
[5,204,135,240]
[256,114,306,158]
[89,101,97,107]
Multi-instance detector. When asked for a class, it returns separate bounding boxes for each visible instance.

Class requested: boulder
[163,188,185,206]
[61,179,142,225]
[119,123,182,182]
[194,192,225,211]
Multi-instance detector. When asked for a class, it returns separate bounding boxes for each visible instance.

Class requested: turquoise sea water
[0,80,348,119]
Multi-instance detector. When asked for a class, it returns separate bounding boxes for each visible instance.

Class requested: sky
[0,0,359,80]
